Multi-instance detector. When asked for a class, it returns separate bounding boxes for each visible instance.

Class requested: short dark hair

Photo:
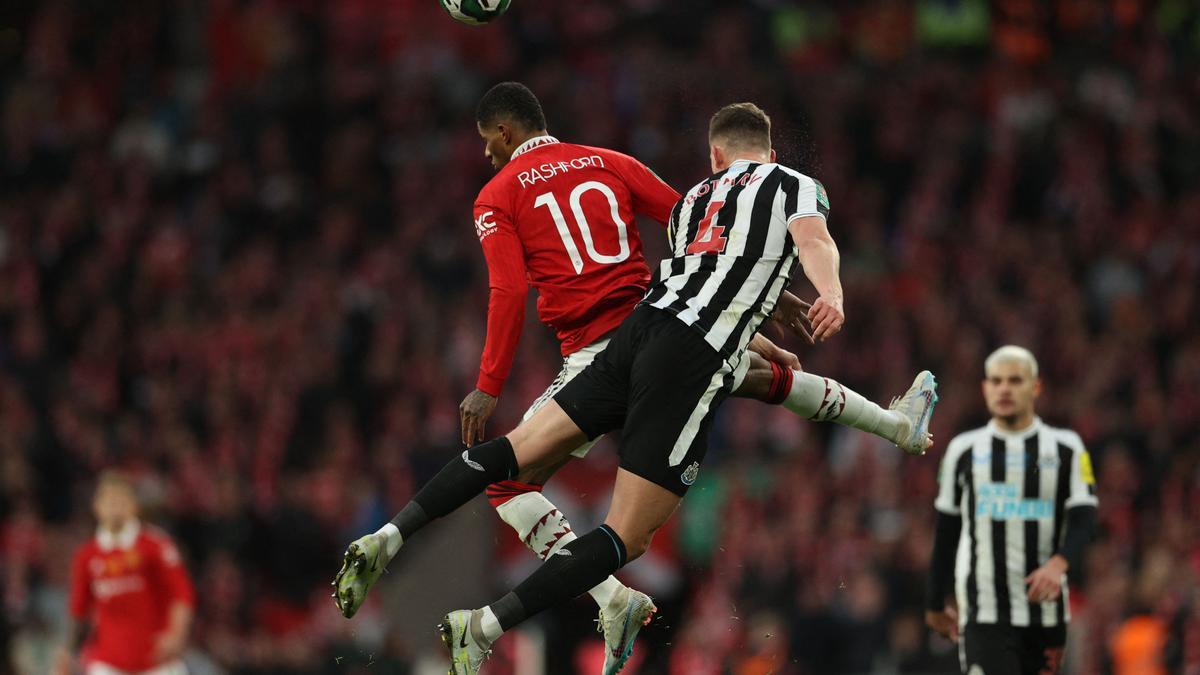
[708,102,771,152]
[476,82,547,132]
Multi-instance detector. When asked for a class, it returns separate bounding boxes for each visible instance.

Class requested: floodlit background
[2,0,1198,673]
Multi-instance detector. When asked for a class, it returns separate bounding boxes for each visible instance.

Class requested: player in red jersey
[55,472,195,675]
[334,83,935,674]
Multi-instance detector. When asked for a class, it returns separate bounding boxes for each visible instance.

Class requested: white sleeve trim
[933,433,975,515]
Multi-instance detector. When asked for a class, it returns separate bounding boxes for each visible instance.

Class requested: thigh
[1019,625,1066,675]
[618,315,739,496]
[506,400,589,474]
[604,467,683,560]
[524,338,613,459]
[962,623,1022,675]
[553,315,646,440]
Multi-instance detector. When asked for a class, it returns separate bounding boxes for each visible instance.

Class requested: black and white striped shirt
[641,160,829,359]
[936,418,1099,627]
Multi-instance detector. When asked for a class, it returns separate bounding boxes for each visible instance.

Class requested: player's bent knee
[506,401,588,472]
[511,454,570,485]
[605,522,658,563]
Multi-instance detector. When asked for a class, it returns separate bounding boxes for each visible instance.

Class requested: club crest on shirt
[681,461,700,486]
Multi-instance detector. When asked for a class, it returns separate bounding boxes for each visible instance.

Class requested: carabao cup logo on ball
[440,0,512,25]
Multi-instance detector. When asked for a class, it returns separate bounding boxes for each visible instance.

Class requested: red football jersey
[68,522,195,672]
[473,136,680,395]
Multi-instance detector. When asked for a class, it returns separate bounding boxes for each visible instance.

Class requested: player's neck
[102,518,133,535]
[992,411,1036,433]
[510,130,551,153]
[717,153,770,171]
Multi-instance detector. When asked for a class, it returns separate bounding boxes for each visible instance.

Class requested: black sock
[491,524,627,630]
[390,437,518,539]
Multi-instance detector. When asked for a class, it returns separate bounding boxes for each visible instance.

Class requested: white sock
[478,606,504,644]
[783,371,906,442]
[495,491,625,608]
[374,522,403,560]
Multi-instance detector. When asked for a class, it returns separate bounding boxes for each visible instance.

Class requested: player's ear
[710,144,722,172]
[769,148,776,163]
[1033,378,1043,399]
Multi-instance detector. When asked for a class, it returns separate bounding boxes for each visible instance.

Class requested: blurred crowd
[2,0,1198,673]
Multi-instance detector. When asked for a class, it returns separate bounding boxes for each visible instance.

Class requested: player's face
[478,122,513,170]
[93,483,138,530]
[983,360,1041,422]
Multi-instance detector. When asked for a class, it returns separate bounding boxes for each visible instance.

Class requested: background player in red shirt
[55,472,195,675]
[335,83,935,673]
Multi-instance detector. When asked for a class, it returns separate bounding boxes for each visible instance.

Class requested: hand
[459,389,498,446]
[52,649,73,675]
[806,294,844,342]
[153,629,187,663]
[747,333,801,370]
[1025,555,1068,603]
[770,292,815,344]
[925,606,959,643]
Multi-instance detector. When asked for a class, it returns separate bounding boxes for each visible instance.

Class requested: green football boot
[332,533,388,618]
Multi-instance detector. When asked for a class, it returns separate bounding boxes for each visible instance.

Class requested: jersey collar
[97,519,141,551]
[987,416,1042,441]
[511,135,559,159]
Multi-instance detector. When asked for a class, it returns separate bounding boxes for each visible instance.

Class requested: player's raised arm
[785,177,842,341]
[464,203,528,444]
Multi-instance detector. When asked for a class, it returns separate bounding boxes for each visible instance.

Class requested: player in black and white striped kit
[643,138,827,359]
[926,346,1099,675]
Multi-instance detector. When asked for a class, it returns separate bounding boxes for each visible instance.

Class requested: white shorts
[87,661,187,675]
[523,337,611,458]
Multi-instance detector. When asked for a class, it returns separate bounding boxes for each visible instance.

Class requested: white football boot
[598,587,657,675]
[888,370,939,455]
[438,609,492,675]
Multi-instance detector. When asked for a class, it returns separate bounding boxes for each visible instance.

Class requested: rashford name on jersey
[516,154,606,188]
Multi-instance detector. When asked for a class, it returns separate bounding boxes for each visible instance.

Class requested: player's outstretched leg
[739,354,938,454]
[442,469,675,673]
[487,479,656,670]
[335,404,588,619]
[334,436,521,616]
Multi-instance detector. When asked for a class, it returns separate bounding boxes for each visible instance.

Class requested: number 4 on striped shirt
[687,200,728,254]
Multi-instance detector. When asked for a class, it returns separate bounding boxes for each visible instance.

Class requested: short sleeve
[1063,432,1099,509]
[784,174,830,223]
[152,535,196,607]
[934,436,971,515]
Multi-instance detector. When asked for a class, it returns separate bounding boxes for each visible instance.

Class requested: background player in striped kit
[926,346,1099,674]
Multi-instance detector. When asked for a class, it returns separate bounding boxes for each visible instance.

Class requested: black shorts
[553,306,744,496]
[960,623,1067,675]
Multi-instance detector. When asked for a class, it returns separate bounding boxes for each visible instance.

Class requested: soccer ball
[439,0,511,25]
